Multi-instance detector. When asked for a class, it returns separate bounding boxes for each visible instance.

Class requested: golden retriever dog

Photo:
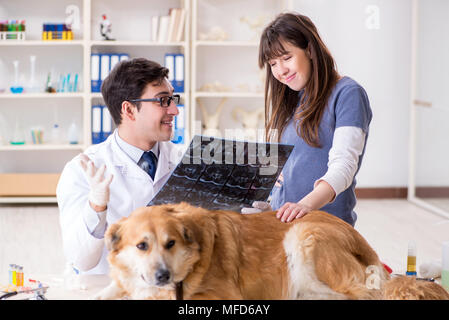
[94,202,449,300]
[383,275,449,300]
[95,202,390,300]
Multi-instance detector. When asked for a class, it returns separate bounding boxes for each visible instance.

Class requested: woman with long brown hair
[245,12,372,227]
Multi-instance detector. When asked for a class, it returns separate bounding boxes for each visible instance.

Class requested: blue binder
[92,53,130,93]
[101,105,113,141]
[91,54,101,92]
[174,53,184,93]
[164,53,175,90]
[110,54,120,73]
[92,105,102,144]
[100,54,110,90]
[172,104,184,144]
[119,53,129,61]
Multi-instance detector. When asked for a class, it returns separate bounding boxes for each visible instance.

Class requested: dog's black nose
[155,269,170,285]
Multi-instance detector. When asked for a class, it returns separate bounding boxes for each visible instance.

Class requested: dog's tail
[382,275,449,300]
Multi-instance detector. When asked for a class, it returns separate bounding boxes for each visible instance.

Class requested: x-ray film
[148,135,294,211]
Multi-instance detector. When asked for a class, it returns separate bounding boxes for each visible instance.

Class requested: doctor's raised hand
[79,153,113,212]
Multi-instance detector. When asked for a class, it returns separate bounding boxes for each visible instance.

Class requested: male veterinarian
[57,58,183,274]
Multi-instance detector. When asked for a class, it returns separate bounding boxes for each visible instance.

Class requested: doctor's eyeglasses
[128,94,181,108]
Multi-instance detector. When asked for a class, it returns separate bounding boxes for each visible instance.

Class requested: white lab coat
[56,131,184,274]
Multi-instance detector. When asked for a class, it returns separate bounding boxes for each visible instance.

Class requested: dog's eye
[136,242,148,251]
[165,240,175,249]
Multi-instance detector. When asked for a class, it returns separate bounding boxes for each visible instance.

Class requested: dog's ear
[105,219,124,252]
[182,226,194,244]
[172,215,196,245]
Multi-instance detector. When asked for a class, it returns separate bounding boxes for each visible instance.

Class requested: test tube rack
[42,23,74,41]
[0,20,26,40]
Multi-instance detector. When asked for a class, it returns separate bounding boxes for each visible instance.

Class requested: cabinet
[0,0,190,203]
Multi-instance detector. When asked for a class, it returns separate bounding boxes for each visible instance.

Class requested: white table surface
[1,274,111,300]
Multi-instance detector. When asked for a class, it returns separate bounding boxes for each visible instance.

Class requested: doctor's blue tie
[141,151,157,180]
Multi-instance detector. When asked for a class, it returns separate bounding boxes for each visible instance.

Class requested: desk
[1,274,111,300]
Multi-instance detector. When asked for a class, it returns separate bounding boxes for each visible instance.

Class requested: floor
[0,199,448,277]
[426,198,449,212]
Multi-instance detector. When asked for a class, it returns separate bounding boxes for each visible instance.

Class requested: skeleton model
[240,15,270,40]
[199,26,229,41]
[197,98,227,137]
[100,14,114,40]
[231,107,264,142]
[199,81,231,92]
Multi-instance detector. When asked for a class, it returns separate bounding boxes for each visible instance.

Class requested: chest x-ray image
[149,135,293,211]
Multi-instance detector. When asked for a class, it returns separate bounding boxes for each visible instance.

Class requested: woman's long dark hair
[259,12,339,147]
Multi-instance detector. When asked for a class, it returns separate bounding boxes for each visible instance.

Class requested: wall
[292,0,413,188]
[414,0,449,187]
[2,0,446,188]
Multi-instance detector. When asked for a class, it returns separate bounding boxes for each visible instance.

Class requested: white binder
[100,54,110,81]
[110,54,120,72]
[90,53,100,92]
[174,54,184,92]
[165,53,175,85]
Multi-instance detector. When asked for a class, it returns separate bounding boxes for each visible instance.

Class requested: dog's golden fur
[94,202,449,300]
[383,275,449,300]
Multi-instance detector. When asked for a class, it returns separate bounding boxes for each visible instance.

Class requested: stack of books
[151,8,186,43]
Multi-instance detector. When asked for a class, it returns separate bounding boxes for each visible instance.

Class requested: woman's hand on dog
[240,200,311,223]
[241,201,272,214]
[276,202,312,223]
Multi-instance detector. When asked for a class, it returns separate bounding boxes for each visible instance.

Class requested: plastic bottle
[419,260,442,278]
[11,119,25,145]
[442,241,449,291]
[12,264,17,286]
[64,263,87,291]
[10,60,24,94]
[17,266,23,287]
[67,122,78,144]
[51,124,61,144]
[406,241,417,276]
[8,264,14,285]
[27,55,39,93]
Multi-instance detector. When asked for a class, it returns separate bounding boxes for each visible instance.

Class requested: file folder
[164,53,175,89]
[91,53,101,92]
[110,54,120,72]
[172,104,184,144]
[174,54,184,93]
[119,54,129,61]
[92,105,102,144]
[101,105,113,141]
[100,54,110,84]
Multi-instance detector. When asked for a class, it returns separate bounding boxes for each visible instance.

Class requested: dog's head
[105,203,204,290]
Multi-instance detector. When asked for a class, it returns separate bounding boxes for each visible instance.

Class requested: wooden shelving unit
[0,0,190,203]
[0,0,293,204]
[190,0,290,138]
